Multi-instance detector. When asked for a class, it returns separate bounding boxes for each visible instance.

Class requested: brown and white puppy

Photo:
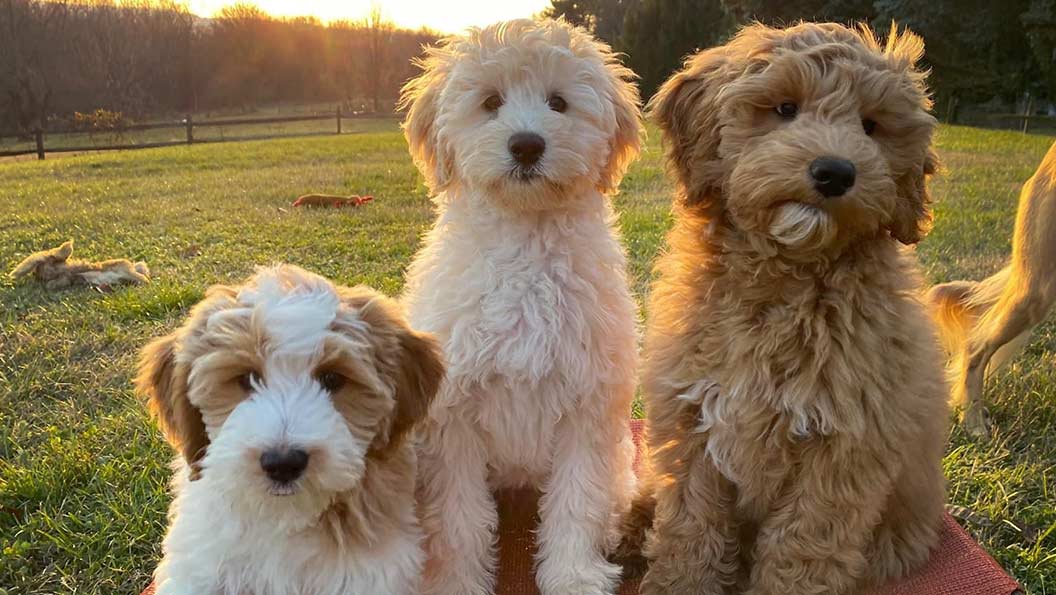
[623,23,948,595]
[138,264,443,595]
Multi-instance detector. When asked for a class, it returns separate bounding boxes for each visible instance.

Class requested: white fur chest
[155,474,422,595]
[403,193,638,482]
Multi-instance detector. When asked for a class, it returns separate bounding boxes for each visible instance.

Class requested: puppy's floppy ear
[880,23,938,245]
[597,56,643,194]
[385,328,444,453]
[136,333,209,478]
[890,147,938,245]
[399,50,455,194]
[56,240,74,261]
[649,47,735,215]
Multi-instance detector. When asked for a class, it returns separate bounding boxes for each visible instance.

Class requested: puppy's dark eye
[862,118,878,136]
[238,372,260,392]
[483,94,503,112]
[776,102,798,119]
[317,371,346,392]
[548,95,567,113]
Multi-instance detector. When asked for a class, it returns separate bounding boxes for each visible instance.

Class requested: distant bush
[72,109,128,132]
[71,109,130,143]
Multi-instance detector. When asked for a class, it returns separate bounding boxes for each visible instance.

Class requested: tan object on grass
[291,194,374,208]
[10,240,150,290]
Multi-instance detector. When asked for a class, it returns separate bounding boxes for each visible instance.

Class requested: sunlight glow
[184,0,553,33]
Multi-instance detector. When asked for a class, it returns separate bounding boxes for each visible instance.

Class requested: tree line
[0,0,438,134]
[3,0,1053,136]
[547,0,1056,119]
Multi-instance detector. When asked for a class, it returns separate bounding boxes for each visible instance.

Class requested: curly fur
[399,18,642,595]
[10,240,149,290]
[139,265,443,595]
[623,22,948,595]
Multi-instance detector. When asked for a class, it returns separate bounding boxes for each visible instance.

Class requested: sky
[184,0,553,33]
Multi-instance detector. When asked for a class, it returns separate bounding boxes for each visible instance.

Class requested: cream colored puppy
[399,18,642,595]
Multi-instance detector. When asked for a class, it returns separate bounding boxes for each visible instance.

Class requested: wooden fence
[0,109,367,160]
[986,113,1056,134]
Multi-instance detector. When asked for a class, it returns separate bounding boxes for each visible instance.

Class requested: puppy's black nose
[810,157,856,198]
[508,132,546,166]
[260,448,309,483]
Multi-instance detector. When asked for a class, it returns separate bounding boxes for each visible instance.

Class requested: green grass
[1,122,1053,594]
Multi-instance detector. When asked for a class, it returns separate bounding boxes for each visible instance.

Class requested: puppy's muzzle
[508,132,546,167]
[810,157,856,198]
[260,448,309,483]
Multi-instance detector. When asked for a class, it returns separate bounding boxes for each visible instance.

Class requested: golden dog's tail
[927,266,1028,375]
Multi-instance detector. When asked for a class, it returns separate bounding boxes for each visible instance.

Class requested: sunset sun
[184,0,551,32]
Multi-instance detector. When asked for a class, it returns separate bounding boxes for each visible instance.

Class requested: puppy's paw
[639,560,730,595]
[961,404,992,438]
[536,555,621,595]
[420,573,493,595]
[154,579,202,595]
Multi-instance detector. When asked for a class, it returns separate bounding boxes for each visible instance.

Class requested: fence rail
[0,109,376,159]
[985,113,1056,134]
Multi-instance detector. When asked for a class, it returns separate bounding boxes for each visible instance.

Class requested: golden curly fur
[621,22,949,595]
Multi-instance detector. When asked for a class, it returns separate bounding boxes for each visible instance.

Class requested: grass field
[1,121,1054,594]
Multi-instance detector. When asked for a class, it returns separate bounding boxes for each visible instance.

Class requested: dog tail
[927,266,1027,375]
[927,278,985,357]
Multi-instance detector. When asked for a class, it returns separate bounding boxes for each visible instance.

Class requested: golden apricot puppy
[624,23,948,595]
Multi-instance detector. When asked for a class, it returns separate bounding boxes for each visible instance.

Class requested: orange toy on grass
[292,194,374,208]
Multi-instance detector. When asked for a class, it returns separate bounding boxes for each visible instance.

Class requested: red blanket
[142,420,1021,595]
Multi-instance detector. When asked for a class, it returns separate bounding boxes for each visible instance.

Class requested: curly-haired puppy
[625,23,948,595]
[399,18,642,595]
[138,265,443,595]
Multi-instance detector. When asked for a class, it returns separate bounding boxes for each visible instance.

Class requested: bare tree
[361,3,394,113]
[0,0,71,133]
[0,0,435,131]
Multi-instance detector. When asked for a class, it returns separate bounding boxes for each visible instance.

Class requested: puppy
[627,23,947,595]
[138,264,443,595]
[11,239,149,290]
[928,140,1056,437]
[399,18,642,595]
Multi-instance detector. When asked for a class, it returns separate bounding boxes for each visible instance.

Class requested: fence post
[186,114,194,144]
[1022,94,1034,135]
[944,94,959,125]
[336,107,342,135]
[35,129,45,160]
